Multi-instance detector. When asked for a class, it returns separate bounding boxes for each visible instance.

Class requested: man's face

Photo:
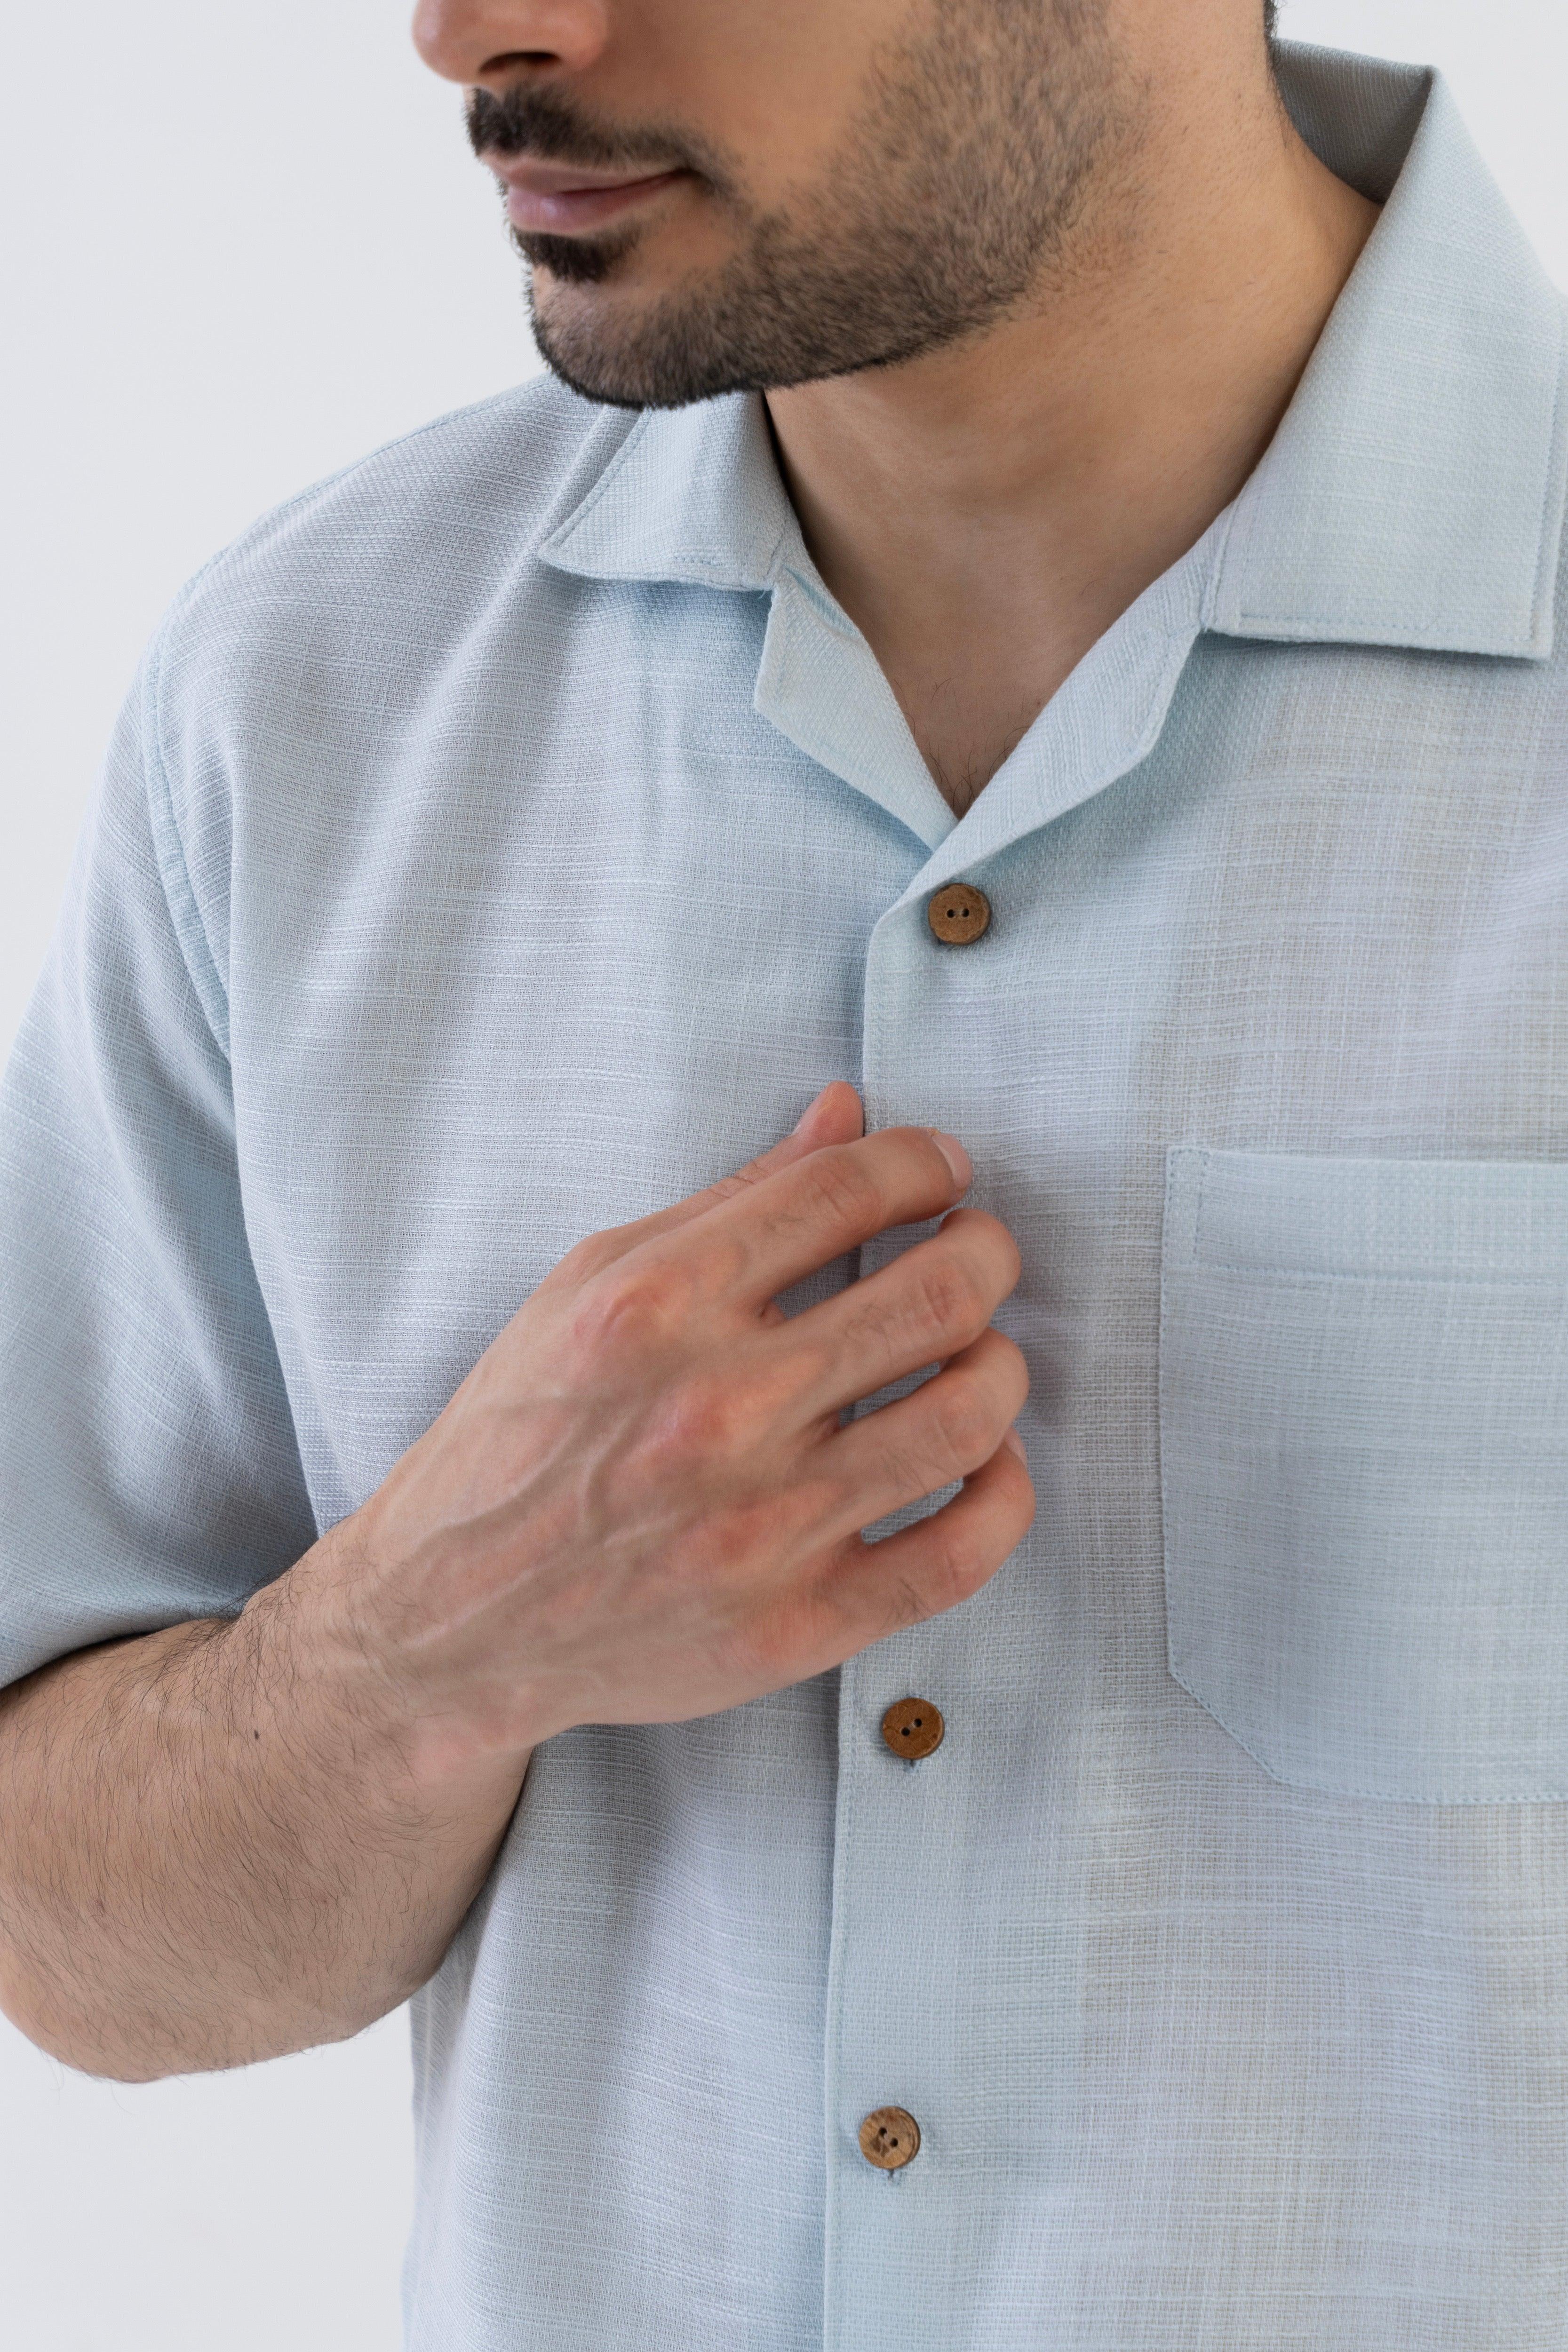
[413,0,1120,408]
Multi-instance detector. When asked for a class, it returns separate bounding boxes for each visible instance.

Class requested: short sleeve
[0,628,318,1689]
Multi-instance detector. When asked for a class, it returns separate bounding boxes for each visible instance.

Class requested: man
[2,0,1565,2341]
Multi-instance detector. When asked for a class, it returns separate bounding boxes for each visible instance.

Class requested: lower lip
[504,170,687,235]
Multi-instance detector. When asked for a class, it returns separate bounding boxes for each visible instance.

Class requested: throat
[898,652,1085,818]
[922,715,1039,818]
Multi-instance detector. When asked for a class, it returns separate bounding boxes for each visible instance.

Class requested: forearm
[0,1536,528,2082]
[0,1107,1031,2080]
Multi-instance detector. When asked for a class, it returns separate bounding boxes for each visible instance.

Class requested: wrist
[262,1506,546,1819]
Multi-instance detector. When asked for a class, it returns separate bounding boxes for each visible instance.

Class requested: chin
[525,264,718,410]
[530,330,673,411]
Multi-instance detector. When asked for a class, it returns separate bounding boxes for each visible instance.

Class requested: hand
[340,1082,1033,1778]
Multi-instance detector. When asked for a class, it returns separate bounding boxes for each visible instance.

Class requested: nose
[412,0,612,87]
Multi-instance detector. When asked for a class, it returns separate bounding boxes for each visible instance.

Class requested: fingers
[672,1082,866,1232]
[811,1427,1036,1656]
[819,1326,1030,1536]
[557,1083,866,1279]
[784,1207,1021,1417]
[669,1123,975,1311]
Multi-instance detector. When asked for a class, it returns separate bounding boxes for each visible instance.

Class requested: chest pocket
[1159,1148,1568,1802]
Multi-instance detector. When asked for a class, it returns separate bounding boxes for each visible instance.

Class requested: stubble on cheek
[511,0,1127,410]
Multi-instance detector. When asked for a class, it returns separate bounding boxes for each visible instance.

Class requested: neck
[765,33,1379,816]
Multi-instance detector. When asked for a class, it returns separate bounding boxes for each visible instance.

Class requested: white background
[2,4,1564,2346]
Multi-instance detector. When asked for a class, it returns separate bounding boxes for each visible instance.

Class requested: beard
[467,0,1122,411]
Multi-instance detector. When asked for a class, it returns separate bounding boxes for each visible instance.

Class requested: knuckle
[908,1253,987,1340]
[655,1370,750,1462]
[848,1540,927,1638]
[552,1228,620,1284]
[720,1570,831,1689]
[798,1146,883,1234]
[571,1257,693,1359]
[883,1569,931,1632]
[923,1375,1000,1470]
[924,1523,998,1611]
[840,1254,985,1383]
[675,1507,755,1608]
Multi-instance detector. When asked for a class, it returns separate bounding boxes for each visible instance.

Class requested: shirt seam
[1184,1145,1568,1281]
[1527,292,1568,653]
[143,604,233,1065]
[1178,1259,1568,1286]
[1163,1661,1568,1804]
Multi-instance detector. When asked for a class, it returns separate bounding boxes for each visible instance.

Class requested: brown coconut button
[880,1696,945,1763]
[927,881,991,946]
[859,2106,922,2170]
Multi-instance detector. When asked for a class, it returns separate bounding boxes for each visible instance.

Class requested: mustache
[466,83,725,188]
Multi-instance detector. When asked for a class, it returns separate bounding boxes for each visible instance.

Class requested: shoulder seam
[180,378,576,598]
[229,381,552,532]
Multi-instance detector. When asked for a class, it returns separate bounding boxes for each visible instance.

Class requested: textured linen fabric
[1161,1150,1568,1802]
[5,41,1568,2350]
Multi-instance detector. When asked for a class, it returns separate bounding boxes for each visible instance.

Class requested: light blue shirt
[5,42,1568,2351]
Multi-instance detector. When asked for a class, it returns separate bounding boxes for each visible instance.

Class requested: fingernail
[1002,1425,1027,1461]
[792,1086,830,1134]
[929,1130,971,1190]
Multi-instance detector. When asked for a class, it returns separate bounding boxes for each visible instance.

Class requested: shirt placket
[755,541,1213,2347]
